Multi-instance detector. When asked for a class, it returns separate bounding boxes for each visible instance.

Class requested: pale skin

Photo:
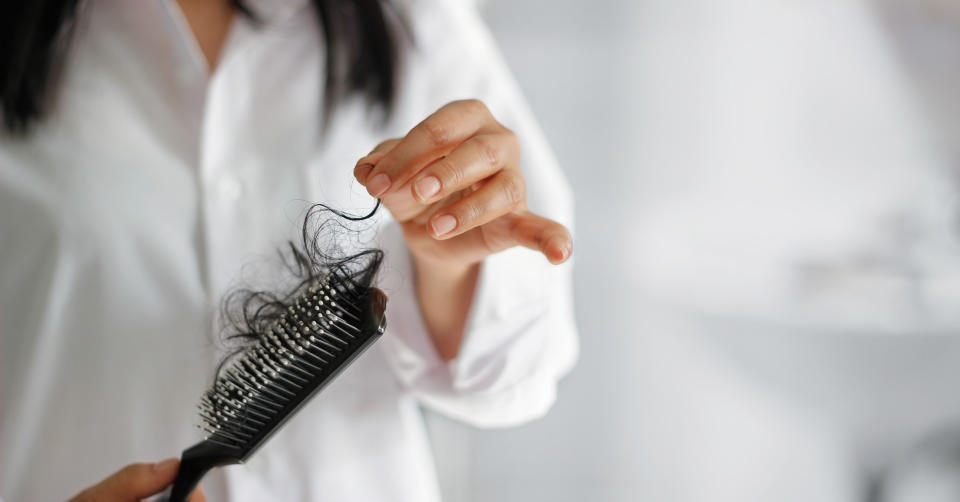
[353,102,573,358]
[74,1,572,499]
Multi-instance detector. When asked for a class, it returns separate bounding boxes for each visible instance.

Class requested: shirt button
[218,176,244,201]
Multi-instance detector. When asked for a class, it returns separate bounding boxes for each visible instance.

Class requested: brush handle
[167,458,211,502]
[167,442,239,502]
[163,288,388,501]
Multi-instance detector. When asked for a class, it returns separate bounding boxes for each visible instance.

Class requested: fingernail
[414,176,441,201]
[367,173,391,197]
[356,162,374,179]
[548,239,571,263]
[431,214,457,237]
[154,458,179,473]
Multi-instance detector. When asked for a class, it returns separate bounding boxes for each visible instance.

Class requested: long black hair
[217,201,384,375]
[0,0,400,134]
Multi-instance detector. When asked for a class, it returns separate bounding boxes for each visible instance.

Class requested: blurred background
[425,0,960,501]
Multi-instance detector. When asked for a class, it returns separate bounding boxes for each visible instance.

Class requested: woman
[0,0,577,500]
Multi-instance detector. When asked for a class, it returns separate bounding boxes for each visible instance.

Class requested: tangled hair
[215,200,384,375]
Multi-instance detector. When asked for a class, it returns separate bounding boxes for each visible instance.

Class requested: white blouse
[0,0,578,500]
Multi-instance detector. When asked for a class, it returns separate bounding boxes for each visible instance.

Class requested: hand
[354,99,573,272]
[68,458,206,502]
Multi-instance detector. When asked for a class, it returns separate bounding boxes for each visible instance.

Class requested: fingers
[103,459,179,500]
[411,132,519,204]
[70,458,180,502]
[354,138,401,184]
[506,211,573,264]
[363,99,496,196]
[351,100,570,267]
[426,170,526,240]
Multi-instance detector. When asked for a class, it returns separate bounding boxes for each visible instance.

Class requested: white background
[426,1,960,501]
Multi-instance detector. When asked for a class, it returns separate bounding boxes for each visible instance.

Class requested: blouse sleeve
[373,0,579,428]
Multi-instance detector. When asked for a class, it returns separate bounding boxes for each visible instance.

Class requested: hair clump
[214,201,384,376]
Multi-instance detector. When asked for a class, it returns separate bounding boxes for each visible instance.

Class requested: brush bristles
[197,272,368,451]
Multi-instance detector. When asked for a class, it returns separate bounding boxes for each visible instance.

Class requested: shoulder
[393,0,493,55]
[387,0,508,118]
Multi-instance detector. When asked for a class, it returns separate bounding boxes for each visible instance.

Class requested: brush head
[198,273,386,458]
[167,268,387,502]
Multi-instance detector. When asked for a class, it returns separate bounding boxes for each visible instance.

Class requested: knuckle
[460,98,489,115]
[471,135,500,167]
[418,118,450,147]
[500,172,526,207]
[434,157,463,188]
[458,201,483,227]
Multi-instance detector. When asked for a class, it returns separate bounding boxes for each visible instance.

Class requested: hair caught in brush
[214,200,384,383]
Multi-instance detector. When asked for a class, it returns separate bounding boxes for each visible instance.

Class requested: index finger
[354,138,401,184]
[363,100,494,197]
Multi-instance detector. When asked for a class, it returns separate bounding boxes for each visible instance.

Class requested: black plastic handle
[167,441,239,502]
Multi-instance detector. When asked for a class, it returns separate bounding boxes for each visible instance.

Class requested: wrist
[410,252,479,278]
[411,255,481,360]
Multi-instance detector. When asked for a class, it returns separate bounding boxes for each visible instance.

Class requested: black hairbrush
[166,269,388,502]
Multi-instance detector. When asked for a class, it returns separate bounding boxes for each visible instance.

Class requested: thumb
[504,210,573,265]
[75,458,180,502]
